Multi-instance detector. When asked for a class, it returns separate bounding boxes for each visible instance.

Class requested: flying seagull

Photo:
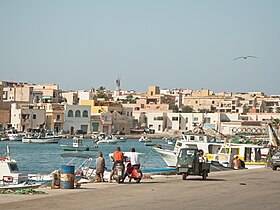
[233,56,258,60]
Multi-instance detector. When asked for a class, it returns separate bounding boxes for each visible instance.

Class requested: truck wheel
[272,166,277,171]
[182,173,187,180]
[202,171,207,180]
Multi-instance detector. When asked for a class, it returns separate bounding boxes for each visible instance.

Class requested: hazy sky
[0,0,279,94]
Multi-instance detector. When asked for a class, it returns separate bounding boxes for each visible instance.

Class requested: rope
[141,148,154,168]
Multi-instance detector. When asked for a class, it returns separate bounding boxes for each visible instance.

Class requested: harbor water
[0,138,168,174]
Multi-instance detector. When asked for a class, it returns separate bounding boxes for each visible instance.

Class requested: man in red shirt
[109,147,125,182]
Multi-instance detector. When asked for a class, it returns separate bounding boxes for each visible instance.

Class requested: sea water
[0,138,169,174]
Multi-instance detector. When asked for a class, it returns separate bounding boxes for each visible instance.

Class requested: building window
[68,110,73,117]
[57,115,60,120]
[204,117,210,123]
[33,114,36,119]
[212,101,215,104]
[82,110,88,117]
[172,117,179,121]
[75,110,81,117]
[194,117,198,121]
[185,117,188,123]
[154,116,163,121]
[158,124,161,131]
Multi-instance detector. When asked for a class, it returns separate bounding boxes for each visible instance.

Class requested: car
[271,151,280,170]
[75,130,87,135]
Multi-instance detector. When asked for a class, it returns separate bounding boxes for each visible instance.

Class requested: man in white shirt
[130,148,140,169]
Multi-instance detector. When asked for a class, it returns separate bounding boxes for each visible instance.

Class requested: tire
[202,171,207,180]
[116,177,121,184]
[182,173,187,180]
[273,166,277,171]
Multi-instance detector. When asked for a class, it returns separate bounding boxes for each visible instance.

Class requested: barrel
[60,165,75,189]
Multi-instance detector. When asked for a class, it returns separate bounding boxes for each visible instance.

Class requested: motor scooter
[126,163,143,183]
[112,162,124,184]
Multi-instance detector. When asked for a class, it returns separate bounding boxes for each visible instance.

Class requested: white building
[64,104,91,134]
[145,113,167,133]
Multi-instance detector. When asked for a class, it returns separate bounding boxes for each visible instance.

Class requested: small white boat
[139,136,151,142]
[0,146,42,191]
[116,137,127,142]
[60,137,98,151]
[97,139,118,145]
[3,129,24,141]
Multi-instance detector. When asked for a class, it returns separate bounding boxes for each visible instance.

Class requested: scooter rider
[123,148,140,181]
[109,146,125,182]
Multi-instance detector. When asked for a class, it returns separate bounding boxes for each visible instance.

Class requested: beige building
[10,103,46,132]
[0,84,10,130]
[26,84,61,103]
[41,103,64,132]
[80,100,123,115]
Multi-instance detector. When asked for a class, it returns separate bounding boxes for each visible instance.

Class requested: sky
[0,0,279,94]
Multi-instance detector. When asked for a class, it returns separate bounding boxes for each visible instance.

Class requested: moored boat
[153,133,223,167]
[60,137,98,151]
[139,136,151,142]
[22,131,61,144]
[0,146,41,191]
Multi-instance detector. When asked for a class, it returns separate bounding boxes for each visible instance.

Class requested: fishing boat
[60,137,98,151]
[22,131,61,144]
[0,146,41,192]
[153,133,223,167]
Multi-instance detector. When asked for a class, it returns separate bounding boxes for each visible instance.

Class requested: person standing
[130,148,140,169]
[95,152,106,182]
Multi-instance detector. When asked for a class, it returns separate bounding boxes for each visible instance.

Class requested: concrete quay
[1,168,280,210]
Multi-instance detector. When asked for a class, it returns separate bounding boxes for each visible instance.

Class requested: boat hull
[22,137,60,144]
[61,145,98,151]
[152,147,177,167]
[0,183,41,193]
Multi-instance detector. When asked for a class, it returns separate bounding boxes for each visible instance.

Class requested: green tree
[170,105,179,113]
[243,105,250,114]
[96,86,108,99]
[182,105,193,113]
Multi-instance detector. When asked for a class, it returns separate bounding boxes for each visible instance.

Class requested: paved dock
[1,168,280,210]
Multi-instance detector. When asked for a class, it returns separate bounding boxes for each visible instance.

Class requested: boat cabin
[73,137,83,148]
[0,148,27,185]
[205,143,265,167]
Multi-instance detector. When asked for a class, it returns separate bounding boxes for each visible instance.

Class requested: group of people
[94,146,140,182]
